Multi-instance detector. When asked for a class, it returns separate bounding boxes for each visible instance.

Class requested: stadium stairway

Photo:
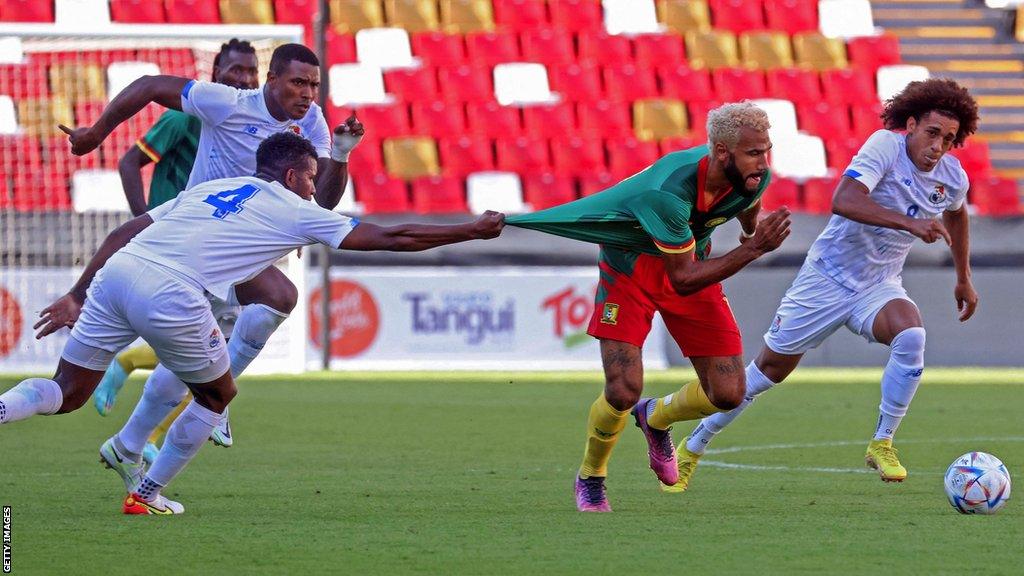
[872,0,1024,187]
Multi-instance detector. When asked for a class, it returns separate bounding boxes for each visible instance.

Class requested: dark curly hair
[212,38,255,71]
[256,131,317,176]
[881,78,979,148]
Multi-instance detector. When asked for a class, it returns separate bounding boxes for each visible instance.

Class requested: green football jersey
[506,145,771,274]
[135,109,200,209]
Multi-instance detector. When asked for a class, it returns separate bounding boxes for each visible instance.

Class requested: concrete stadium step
[976,131,1024,143]
[945,77,1024,96]
[872,0,969,6]
[976,95,1024,108]
[909,60,1024,73]
[884,26,997,39]
[899,43,1024,59]
[979,111,1024,132]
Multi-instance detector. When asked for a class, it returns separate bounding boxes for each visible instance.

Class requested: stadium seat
[792,32,848,70]
[577,31,633,66]
[520,29,576,66]
[354,172,412,213]
[876,64,929,102]
[522,102,578,138]
[603,0,660,35]
[633,99,688,141]
[330,0,385,33]
[0,135,43,175]
[821,68,876,106]
[50,63,106,102]
[658,0,712,34]
[326,29,358,63]
[607,137,659,178]
[763,0,817,34]
[496,136,552,172]
[493,63,557,106]
[708,0,765,33]
[550,62,603,101]
[71,169,129,212]
[438,136,494,175]
[384,67,439,101]
[972,176,1022,217]
[465,100,521,137]
[55,0,110,24]
[107,62,161,101]
[383,136,440,179]
[0,63,49,99]
[824,135,861,170]
[385,0,440,32]
[274,0,318,25]
[17,98,73,137]
[659,64,713,101]
[660,135,703,154]
[770,133,829,179]
[165,0,221,23]
[551,135,606,176]
[550,0,603,32]
[493,0,548,30]
[465,31,520,65]
[688,101,721,138]
[951,141,992,180]
[685,30,740,69]
[0,96,16,134]
[712,67,767,101]
[798,101,853,140]
[817,0,875,39]
[847,34,901,72]
[349,103,411,136]
[0,0,54,21]
[760,176,799,212]
[356,27,418,69]
[523,172,577,209]
[749,98,798,139]
[335,178,361,214]
[219,0,273,24]
[603,63,660,101]
[739,31,794,69]
[577,99,633,138]
[439,0,495,33]
[411,100,466,136]
[348,138,385,172]
[850,102,883,138]
[633,34,686,68]
[14,172,72,212]
[411,32,466,66]
[580,171,617,195]
[766,68,823,105]
[802,176,838,214]
[466,171,526,214]
[411,175,467,213]
[110,0,166,22]
[329,64,391,106]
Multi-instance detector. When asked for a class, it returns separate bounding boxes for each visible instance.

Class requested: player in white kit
[0,132,505,514]
[60,44,364,450]
[666,79,981,489]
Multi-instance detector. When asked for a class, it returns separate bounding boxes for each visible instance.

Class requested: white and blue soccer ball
[943,452,1011,515]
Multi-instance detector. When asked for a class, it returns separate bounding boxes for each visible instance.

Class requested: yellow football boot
[661,446,702,493]
[865,439,907,482]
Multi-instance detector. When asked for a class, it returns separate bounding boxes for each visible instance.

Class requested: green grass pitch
[2,368,1022,575]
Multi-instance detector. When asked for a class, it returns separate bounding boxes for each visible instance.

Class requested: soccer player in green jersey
[507,102,792,511]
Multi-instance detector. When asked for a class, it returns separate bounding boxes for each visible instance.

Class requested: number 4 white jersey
[122,176,358,301]
[807,129,969,292]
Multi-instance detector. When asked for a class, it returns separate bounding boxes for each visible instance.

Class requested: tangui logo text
[404,292,514,345]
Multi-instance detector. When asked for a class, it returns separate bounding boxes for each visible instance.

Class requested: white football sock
[144,401,226,490]
[874,327,925,441]
[116,364,189,455]
[686,361,778,454]
[228,303,288,377]
[0,378,64,424]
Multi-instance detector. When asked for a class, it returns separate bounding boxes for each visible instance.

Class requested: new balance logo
[905,368,923,378]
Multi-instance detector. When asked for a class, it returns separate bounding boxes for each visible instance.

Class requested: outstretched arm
[943,205,978,321]
[118,145,154,216]
[832,176,951,245]
[339,211,504,251]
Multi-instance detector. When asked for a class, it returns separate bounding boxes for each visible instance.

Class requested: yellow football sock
[647,379,722,430]
[579,393,630,479]
[115,344,159,373]
[148,392,191,445]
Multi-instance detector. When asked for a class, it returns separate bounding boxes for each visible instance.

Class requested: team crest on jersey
[288,125,301,135]
[244,124,258,136]
[208,328,221,349]
[705,217,728,228]
[600,303,620,325]
[769,314,782,334]
[929,184,947,205]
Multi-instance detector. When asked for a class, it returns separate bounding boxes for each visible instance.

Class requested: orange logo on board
[309,280,380,358]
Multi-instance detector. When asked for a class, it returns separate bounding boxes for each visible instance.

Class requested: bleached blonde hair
[706,101,771,150]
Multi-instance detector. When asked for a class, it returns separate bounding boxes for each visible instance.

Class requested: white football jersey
[180,80,332,189]
[807,129,969,292]
[124,176,358,301]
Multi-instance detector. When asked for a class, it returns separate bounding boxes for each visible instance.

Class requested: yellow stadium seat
[17,97,73,137]
[49,64,105,103]
[330,0,386,34]
[440,0,494,33]
[685,30,739,70]
[633,99,688,141]
[792,32,848,70]
[219,0,274,24]
[740,31,794,70]
[385,0,440,32]
[383,136,440,179]
[658,0,710,34]
[1017,6,1023,42]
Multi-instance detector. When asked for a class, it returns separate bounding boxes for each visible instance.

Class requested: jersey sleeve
[293,201,360,248]
[179,80,239,127]
[136,111,190,162]
[308,107,332,159]
[843,130,900,192]
[946,165,969,212]
[627,191,695,254]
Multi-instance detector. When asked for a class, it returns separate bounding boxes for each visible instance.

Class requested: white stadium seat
[107,62,161,101]
[770,134,829,179]
[466,171,527,214]
[493,63,558,106]
[0,96,17,134]
[750,98,799,140]
[328,63,393,107]
[603,0,661,35]
[818,0,877,39]
[336,178,363,215]
[876,64,930,102]
[72,169,129,213]
[55,0,111,25]
[0,37,24,64]
[355,28,419,70]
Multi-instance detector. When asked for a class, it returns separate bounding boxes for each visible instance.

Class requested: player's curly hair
[212,38,255,70]
[881,78,978,147]
[706,101,771,149]
[256,132,317,175]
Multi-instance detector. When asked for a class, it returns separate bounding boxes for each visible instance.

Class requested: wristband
[331,131,363,163]
[740,228,755,239]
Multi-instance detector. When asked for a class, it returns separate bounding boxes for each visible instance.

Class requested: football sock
[149,391,192,445]
[685,362,779,455]
[646,379,720,431]
[874,327,925,441]
[0,378,63,424]
[117,365,189,455]
[144,401,226,494]
[579,393,629,478]
[135,476,164,501]
[228,304,288,377]
[115,344,160,373]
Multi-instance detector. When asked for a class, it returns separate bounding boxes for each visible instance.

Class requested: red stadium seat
[0,176,10,210]
[951,141,993,180]
[847,35,901,72]
[551,135,606,176]
[522,102,578,138]
[0,63,49,99]
[347,104,411,138]
[165,0,220,24]
[465,31,521,65]
[43,136,99,172]
[550,62,603,101]
[660,136,704,155]
[687,101,722,139]
[603,63,659,102]
[273,0,318,25]
[493,0,548,30]
[658,65,713,101]
[709,0,766,33]
[972,177,1022,217]
[761,176,799,212]
[821,69,877,106]
[766,68,823,105]
[549,0,602,32]
[825,136,861,171]
[634,34,686,68]
[763,0,817,34]
[577,31,632,66]
[326,29,358,63]
[520,28,576,66]
[577,100,633,138]
[524,172,577,209]
[348,139,385,172]
[798,102,853,140]
[465,101,521,138]
[607,137,659,179]
[802,176,838,214]
[438,136,494,175]
[411,32,467,66]
[0,0,53,21]
[439,65,493,102]
[384,67,440,102]
[851,102,884,139]
[712,68,767,101]
[580,171,616,196]
[356,173,411,214]
[496,137,552,172]
[411,175,467,213]
[0,136,43,175]
[110,0,166,22]
[411,101,467,137]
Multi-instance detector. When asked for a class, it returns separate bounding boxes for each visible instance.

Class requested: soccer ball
[943,452,1011,515]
